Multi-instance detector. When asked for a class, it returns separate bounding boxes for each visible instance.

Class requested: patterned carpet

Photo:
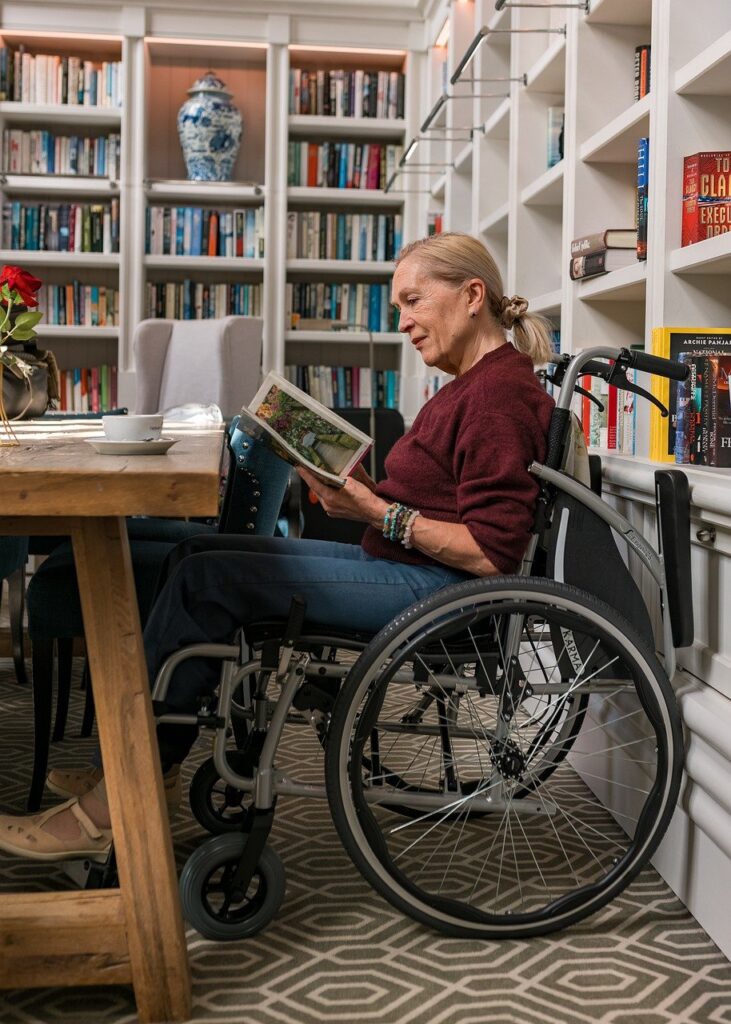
[0,657,730,1024]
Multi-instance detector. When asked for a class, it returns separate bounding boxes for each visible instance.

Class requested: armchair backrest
[133,317,263,419]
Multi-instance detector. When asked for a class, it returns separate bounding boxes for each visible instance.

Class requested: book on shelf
[286,282,398,333]
[681,151,731,247]
[636,137,649,260]
[289,68,405,119]
[57,364,117,413]
[287,141,401,190]
[242,371,373,487]
[145,281,262,320]
[547,107,564,169]
[633,45,651,102]
[570,229,637,257]
[427,212,443,236]
[286,210,402,261]
[284,364,400,410]
[3,199,120,253]
[0,46,123,107]
[578,363,637,455]
[146,205,264,258]
[569,248,637,280]
[38,281,119,326]
[649,326,731,465]
[2,130,122,179]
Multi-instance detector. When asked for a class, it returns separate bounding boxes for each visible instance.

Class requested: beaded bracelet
[403,510,421,549]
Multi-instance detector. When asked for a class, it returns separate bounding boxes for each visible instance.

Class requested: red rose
[0,265,42,307]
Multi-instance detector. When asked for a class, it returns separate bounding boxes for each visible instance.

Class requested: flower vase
[177,72,243,182]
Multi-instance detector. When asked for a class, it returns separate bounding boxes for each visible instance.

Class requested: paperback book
[241,372,373,486]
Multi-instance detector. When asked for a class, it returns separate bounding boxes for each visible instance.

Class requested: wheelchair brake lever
[607,369,669,418]
[574,385,604,411]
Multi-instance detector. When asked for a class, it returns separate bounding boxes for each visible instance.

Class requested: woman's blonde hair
[396,232,554,365]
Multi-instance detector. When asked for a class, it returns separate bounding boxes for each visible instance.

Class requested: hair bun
[499,294,529,328]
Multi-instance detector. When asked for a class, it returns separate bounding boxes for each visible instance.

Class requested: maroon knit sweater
[361,344,555,574]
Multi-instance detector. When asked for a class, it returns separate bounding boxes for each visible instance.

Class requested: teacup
[102,414,164,443]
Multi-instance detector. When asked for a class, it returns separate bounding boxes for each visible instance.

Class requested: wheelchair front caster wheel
[189,756,250,835]
[180,834,285,941]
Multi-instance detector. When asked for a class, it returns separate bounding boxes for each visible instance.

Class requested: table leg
[71,517,191,1023]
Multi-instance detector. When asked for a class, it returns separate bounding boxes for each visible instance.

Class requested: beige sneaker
[47,765,182,812]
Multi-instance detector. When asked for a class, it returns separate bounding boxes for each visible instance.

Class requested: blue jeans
[144,535,472,764]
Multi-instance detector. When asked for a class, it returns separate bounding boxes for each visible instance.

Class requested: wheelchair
[150,344,692,942]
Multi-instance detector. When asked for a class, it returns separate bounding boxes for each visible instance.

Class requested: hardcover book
[682,151,731,246]
[637,137,649,260]
[570,248,636,279]
[241,371,373,486]
[633,45,651,101]
[570,229,637,257]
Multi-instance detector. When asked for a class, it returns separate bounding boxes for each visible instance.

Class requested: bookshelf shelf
[521,161,564,207]
[284,330,401,345]
[35,325,119,339]
[669,233,731,276]
[286,259,394,275]
[286,186,402,208]
[579,94,651,164]
[431,172,447,199]
[675,29,731,96]
[584,0,652,28]
[145,181,265,204]
[287,115,406,140]
[529,288,562,317]
[0,102,122,127]
[478,202,509,236]
[143,256,265,272]
[454,140,473,174]
[483,98,511,140]
[525,36,566,94]
[1,174,120,195]
[576,260,647,302]
[0,250,120,268]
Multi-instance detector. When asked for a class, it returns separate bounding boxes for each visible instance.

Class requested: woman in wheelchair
[0,232,556,862]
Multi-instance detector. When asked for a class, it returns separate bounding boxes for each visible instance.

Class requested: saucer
[85,437,178,456]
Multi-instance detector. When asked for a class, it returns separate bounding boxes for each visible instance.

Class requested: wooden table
[0,422,225,1023]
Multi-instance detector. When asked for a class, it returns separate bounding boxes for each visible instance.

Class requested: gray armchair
[133,316,263,418]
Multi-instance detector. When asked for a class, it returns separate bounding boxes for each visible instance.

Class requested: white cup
[102,414,164,443]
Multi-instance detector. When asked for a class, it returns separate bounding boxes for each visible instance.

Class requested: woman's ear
[465,277,486,318]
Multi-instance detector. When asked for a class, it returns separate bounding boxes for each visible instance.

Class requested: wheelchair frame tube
[529,461,676,679]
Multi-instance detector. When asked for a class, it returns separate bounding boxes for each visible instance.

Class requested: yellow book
[649,326,731,463]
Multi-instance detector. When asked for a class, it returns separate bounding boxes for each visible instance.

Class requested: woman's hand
[297,467,386,528]
[350,462,378,492]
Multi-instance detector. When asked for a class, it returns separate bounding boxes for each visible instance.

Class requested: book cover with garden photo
[241,372,373,486]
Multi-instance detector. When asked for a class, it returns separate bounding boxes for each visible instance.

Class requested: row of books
[145,282,263,321]
[682,151,731,247]
[3,200,120,253]
[2,129,122,179]
[0,48,123,107]
[287,141,401,191]
[37,282,119,327]
[56,365,119,413]
[289,69,405,120]
[650,327,731,467]
[427,212,443,236]
[286,211,402,262]
[146,206,265,259]
[286,282,398,333]
[580,372,637,456]
[283,364,401,410]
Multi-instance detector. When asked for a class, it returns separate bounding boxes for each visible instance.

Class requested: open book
[240,372,373,486]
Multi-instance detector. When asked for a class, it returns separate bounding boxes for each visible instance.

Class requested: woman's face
[391,256,474,376]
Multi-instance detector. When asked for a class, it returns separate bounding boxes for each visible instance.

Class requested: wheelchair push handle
[626,349,689,382]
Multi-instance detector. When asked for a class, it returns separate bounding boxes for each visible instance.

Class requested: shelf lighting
[450,25,566,85]
[495,0,588,10]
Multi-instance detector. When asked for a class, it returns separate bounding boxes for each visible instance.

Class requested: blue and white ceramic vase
[177,72,243,181]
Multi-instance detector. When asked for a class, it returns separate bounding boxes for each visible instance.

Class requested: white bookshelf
[418,0,731,961]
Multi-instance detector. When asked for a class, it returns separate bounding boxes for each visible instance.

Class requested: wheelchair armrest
[654,470,694,649]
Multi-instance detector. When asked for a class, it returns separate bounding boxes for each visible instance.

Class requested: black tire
[189,756,251,834]
[180,835,285,941]
[325,576,683,939]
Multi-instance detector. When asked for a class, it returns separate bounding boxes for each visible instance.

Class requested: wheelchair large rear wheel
[325,577,683,939]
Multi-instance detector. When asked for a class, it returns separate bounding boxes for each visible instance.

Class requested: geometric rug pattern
[0,659,730,1024]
